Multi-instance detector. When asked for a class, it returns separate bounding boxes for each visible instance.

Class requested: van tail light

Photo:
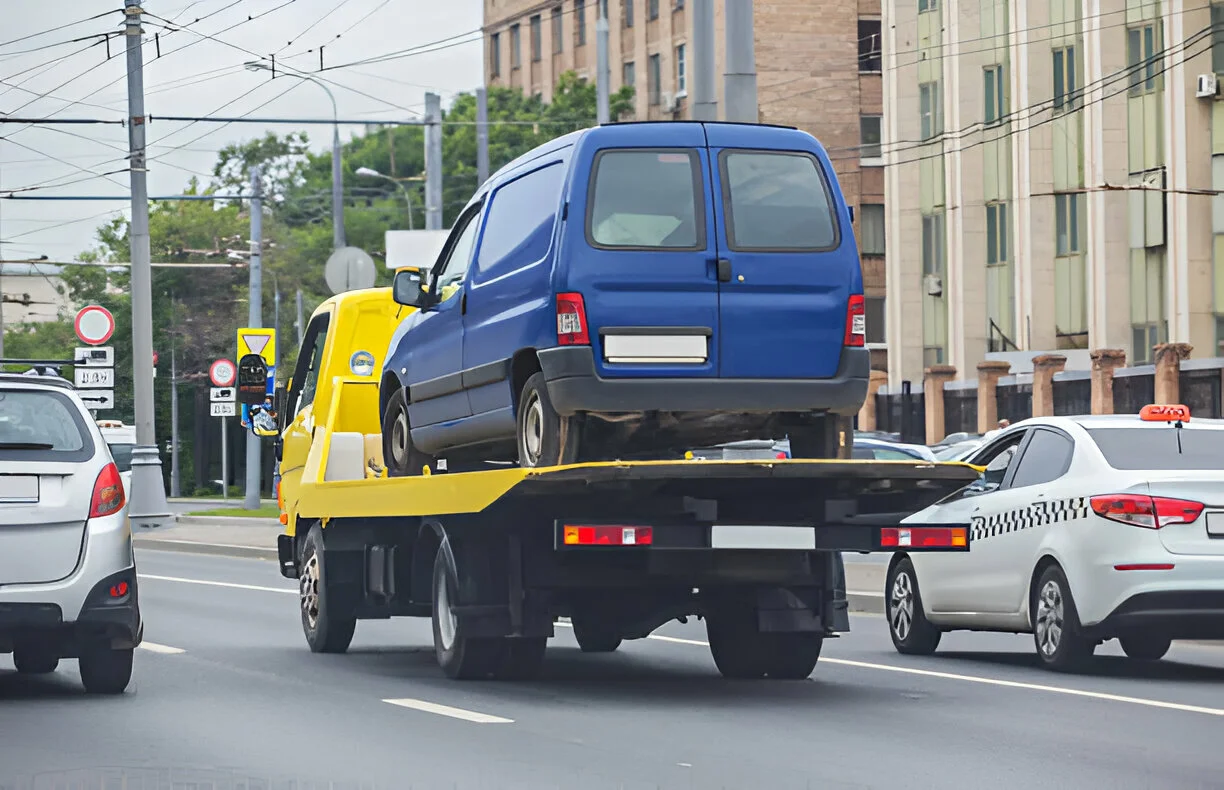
[1090,494,1204,529]
[556,292,590,345]
[844,294,865,347]
[90,462,126,519]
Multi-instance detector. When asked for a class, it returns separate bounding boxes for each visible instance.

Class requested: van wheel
[788,416,853,460]
[300,524,357,654]
[516,372,580,468]
[382,387,435,476]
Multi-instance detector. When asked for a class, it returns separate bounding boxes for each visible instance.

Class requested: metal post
[170,333,180,498]
[221,416,228,502]
[124,0,170,527]
[692,0,718,121]
[244,165,263,510]
[273,283,281,367]
[596,0,610,124]
[295,289,304,345]
[331,123,346,248]
[723,0,758,123]
[476,87,490,187]
[424,92,443,230]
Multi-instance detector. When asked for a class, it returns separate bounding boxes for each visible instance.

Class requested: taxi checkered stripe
[969,496,1090,542]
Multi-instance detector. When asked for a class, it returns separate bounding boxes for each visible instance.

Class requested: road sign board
[210,402,237,418]
[74,305,116,346]
[210,358,237,387]
[74,346,114,367]
[236,328,276,367]
[210,386,235,402]
[79,390,115,410]
[74,367,114,388]
[325,246,376,294]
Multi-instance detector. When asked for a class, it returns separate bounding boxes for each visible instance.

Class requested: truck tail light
[556,292,590,345]
[563,524,652,546]
[844,294,865,347]
[1090,494,1204,529]
[89,462,126,519]
[880,526,967,549]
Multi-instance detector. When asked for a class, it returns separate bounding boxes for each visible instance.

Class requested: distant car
[888,406,1224,671]
[774,436,936,462]
[97,420,136,498]
[933,439,984,462]
[0,374,140,693]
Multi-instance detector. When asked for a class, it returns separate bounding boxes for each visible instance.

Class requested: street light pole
[355,167,414,230]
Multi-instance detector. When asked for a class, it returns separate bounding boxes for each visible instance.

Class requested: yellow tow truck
[254,278,979,680]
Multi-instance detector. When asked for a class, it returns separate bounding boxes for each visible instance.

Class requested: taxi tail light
[556,292,590,346]
[844,294,866,347]
[563,524,652,546]
[89,462,125,519]
[1090,494,1204,529]
[109,580,130,598]
[880,526,968,549]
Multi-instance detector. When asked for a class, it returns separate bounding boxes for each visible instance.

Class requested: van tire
[382,387,435,476]
[516,372,580,468]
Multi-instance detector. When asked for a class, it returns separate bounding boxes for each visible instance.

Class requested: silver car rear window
[0,388,95,462]
[1087,427,1224,470]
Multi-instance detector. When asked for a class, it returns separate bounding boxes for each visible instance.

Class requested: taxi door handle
[716,259,732,283]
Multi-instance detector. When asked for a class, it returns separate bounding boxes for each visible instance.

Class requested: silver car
[0,374,141,694]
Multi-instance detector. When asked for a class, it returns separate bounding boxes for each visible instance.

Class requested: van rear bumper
[537,347,870,417]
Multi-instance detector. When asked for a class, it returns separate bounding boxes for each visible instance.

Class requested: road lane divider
[138,641,186,654]
[382,698,514,724]
[138,573,296,595]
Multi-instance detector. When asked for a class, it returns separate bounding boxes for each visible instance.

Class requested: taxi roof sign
[1139,404,1190,423]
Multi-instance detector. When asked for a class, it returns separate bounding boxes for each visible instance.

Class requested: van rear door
[570,124,719,379]
[703,125,860,379]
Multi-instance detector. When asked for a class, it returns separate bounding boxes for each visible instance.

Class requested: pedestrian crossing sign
[237,327,276,367]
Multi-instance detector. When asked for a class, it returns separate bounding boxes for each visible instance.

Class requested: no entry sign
[74,305,115,346]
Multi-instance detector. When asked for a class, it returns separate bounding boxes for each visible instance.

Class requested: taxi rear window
[1087,427,1224,470]
[586,149,704,250]
[0,388,95,462]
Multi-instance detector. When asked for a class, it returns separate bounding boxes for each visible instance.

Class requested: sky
[0,0,483,265]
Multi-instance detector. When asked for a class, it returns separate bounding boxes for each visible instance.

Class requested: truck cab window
[292,314,330,415]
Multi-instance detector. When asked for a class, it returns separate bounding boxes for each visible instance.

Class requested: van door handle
[716,259,732,283]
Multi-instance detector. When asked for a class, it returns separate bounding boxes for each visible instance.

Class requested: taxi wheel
[516,373,581,468]
[431,545,504,680]
[382,388,435,476]
[300,525,357,654]
[1119,633,1172,661]
[887,557,941,655]
[79,645,133,695]
[1032,564,1094,672]
[13,644,59,674]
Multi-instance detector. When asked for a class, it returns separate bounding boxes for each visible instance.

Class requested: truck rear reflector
[563,524,653,546]
[880,526,968,549]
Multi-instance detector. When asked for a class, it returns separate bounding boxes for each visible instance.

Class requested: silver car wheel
[1035,579,1064,657]
[890,569,915,641]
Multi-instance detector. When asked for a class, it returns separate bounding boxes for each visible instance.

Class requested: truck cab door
[280,311,331,519]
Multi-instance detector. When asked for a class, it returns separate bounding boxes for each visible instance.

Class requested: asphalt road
[3,550,1223,790]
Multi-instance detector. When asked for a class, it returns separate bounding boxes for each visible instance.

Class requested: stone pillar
[923,365,957,445]
[1090,348,1127,415]
[1031,354,1067,418]
[1153,343,1192,405]
[976,360,1012,434]
[858,370,889,431]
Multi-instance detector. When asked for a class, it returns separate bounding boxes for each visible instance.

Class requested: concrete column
[858,370,889,431]
[976,360,1012,434]
[924,365,957,445]
[1030,354,1067,418]
[1090,348,1127,415]
[1153,342,1193,405]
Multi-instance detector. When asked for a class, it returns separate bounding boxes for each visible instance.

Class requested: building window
[1055,192,1082,256]
[860,115,882,160]
[675,0,685,7]
[1214,4,1224,74]
[983,65,1005,124]
[510,24,521,68]
[986,202,1009,264]
[490,33,501,76]
[865,296,886,345]
[919,0,938,11]
[575,0,587,46]
[919,81,942,140]
[623,60,635,88]
[921,212,945,275]
[625,0,635,28]
[1127,23,1161,95]
[859,20,882,72]
[649,0,659,20]
[530,15,542,62]
[860,203,886,255]
[648,53,661,104]
[676,44,686,94]
[1053,46,1078,111]
[552,8,564,53]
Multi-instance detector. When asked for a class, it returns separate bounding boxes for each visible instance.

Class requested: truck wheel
[516,372,580,468]
[13,644,59,675]
[1119,633,1171,661]
[78,644,133,695]
[571,617,622,653]
[300,525,357,654]
[492,637,548,680]
[432,545,504,679]
[706,605,767,679]
[382,387,435,476]
[761,633,824,679]
[788,416,852,460]
[1032,564,1094,672]
[886,557,941,655]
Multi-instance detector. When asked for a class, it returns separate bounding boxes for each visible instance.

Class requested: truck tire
[431,545,504,679]
[78,644,133,695]
[516,372,581,468]
[382,387,435,476]
[299,524,357,654]
[760,633,824,679]
[706,604,767,679]
[571,616,622,653]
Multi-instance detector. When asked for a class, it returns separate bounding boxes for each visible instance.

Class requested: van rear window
[587,149,703,250]
[720,151,839,251]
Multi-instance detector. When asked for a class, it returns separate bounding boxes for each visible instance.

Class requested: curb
[134,538,278,561]
[847,590,884,615]
[174,515,281,528]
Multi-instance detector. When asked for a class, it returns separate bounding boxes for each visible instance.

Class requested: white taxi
[887,404,1224,671]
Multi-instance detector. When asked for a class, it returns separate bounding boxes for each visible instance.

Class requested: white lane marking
[557,623,1224,717]
[383,698,513,724]
[139,573,296,595]
[138,641,186,654]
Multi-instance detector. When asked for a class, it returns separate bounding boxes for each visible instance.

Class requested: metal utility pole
[169,297,180,498]
[295,289,304,344]
[723,0,758,123]
[423,92,443,230]
[476,87,490,187]
[244,165,263,510]
[220,417,228,502]
[124,0,170,527]
[331,120,345,249]
[596,0,610,124]
[692,0,718,121]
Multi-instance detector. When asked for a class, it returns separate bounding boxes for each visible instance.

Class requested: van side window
[433,209,481,300]
[587,149,704,250]
[475,162,564,278]
[720,151,838,251]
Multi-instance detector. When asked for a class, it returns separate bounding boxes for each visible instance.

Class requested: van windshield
[588,149,702,249]
[721,151,838,250]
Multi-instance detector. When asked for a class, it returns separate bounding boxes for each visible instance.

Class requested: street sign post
[74,367,115,389]
[74,305,116,346]
[78,390,116,410]
[210,358,237,388]
[210,402,237,417]
[74,346,114,367]
[236,328,276,426]
[210,386,235,401]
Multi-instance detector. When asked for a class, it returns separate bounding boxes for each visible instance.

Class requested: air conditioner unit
[924,273,943,297]
[1196,73,1219,99]
[661,91,678,113]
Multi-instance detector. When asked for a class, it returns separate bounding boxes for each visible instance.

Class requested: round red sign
[210,358,237,387]
[74,305,116,346]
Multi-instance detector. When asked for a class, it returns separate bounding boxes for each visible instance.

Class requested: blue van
[381,121,868,474]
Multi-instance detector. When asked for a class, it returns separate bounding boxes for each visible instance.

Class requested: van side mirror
[393,268,429,308]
